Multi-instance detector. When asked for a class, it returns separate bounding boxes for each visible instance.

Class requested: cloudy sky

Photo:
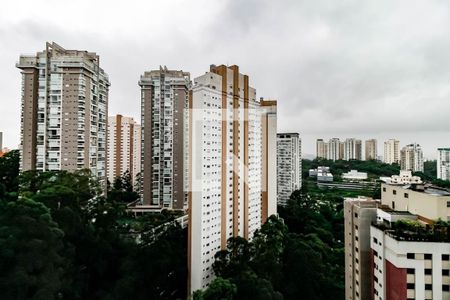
[0,0,449,158]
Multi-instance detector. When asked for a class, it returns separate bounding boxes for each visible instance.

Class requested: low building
[379,170,422,185]
[310,166,333,182]
[343,170,368,181]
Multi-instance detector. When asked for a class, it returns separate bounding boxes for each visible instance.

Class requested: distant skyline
[1,0,449,159]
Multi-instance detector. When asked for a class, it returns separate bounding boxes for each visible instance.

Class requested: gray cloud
[0,0,449,158]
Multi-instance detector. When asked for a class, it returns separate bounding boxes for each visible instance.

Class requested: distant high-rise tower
[344,138,362,160]
[383,139,400,164]
[437,148,450,181]
[400,143,424,172]
[328,138,341,161]
[316,139,327,159]
[17,42,109,185]
[107,115,141,184]
[188,65,276,293]
[0,132,3,150]
[365,139,377,161]
[139,67,190,209]
[277,133,302,206]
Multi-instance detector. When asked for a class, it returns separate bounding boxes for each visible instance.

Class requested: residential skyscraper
[400,143,424,172]
[328,138,341,161]
[107,115,141,184]
[383,139,400,164]
[365,139,377,161]
[344,138,362,160]
[277,133,302,206]
[188,65,276,293]
[261,100,278,224]
[316,138,327,159]
[139,67,190,209]
[437,148,450,181]
[17,42,109,185]
[0,132,2,150]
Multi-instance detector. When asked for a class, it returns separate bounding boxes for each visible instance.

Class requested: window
[424,254,432,260]
[443,269,450,276]
[404,193,409,198]
[407,283,415,289]
[392,201,395,209]
[393,190,397,195]
[443,254,450,261]
[407,268,415,274]
[407,253,415,259]
[425,269,432,275]
[383,187,386,192]
[447,201,450,207]
[355,213,359,218]
[443,285,450,292]
[425,284,432,290]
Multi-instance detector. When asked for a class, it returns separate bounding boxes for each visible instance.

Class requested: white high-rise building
[188,65,276,293]
[277,133,302,206]
[17,42,109,186]
[437,148,450,181]
[383,139,400,164]
[107,115,141,184]
[328,138,341,161]
[344,138,362,160]
[400,143,424,173]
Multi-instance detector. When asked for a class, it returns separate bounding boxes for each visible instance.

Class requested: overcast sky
[0,0,449,159]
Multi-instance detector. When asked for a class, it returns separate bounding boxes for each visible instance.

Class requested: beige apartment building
[107,115,141,184]
[383,139,400,164]
[365,139,377,160]
[17,42,109,185]
[139,67,190,209]
[316,138,327,159]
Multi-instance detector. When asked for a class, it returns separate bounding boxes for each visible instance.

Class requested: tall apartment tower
[0,132,2,150]
[17,42,109,184]
[437,148,450,181]
[344,197,378,300]
[400,143,424,172]
[344,138,362,160]
[316,139,327,159]
[261,100,278,224]
[383,139,400,164]
[328,138,341,161]
[107,115,141,184]
[139,67,190,209]
[277,133,302,206]
[365,139,377,161]
[188,65,276,293]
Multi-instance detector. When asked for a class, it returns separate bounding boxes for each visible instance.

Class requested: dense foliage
[196,185,345,300]
[0,154,187,300]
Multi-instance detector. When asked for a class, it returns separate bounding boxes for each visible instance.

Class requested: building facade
[316,138,327,159]
[327,138,341,161]
[139,67,190,208]
[277,133,302,206]
[438,148,450,181]
[400,143,424,173]
[384,139,400,164]
[17,42,109,185]
[107,115,141,184]
[344,197,378,300]
[344,138,362,160]
[188,65,277,293]
[365,139,377,161]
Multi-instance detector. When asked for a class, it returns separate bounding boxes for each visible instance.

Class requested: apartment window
[407,253,415,259]
[443,254,450,261]
[424,254,432,260]
[425,269,432,275]
[447,201,450,207]
[425,284,432,290]
[404,193,409,198]
[443,270,450,276]
[407,268,415,274]
[382,187,386,192]
[373,237,378,243]
[393,190,397,195]
[407,283,415,289]
[443,285,450,292]
[392,201,395,209]
[354,213,358,218]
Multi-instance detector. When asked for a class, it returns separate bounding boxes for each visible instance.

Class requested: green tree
[193,277,237,300]
[0,198,64,299]
[0,149,20,200]
[108,171,140,204]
